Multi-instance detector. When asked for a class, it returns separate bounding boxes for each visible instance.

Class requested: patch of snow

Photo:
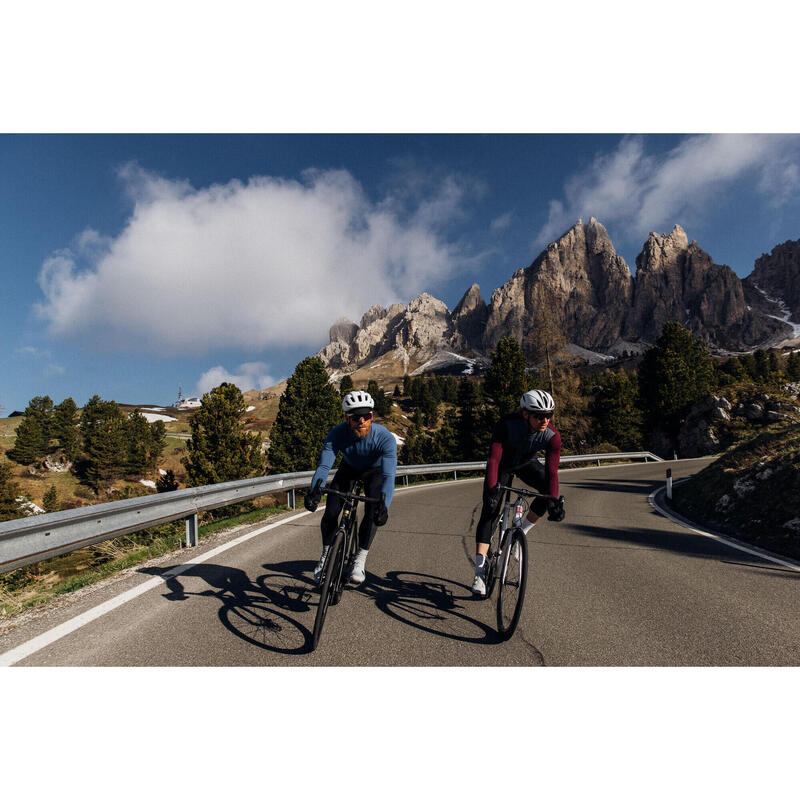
[16,497,44,514]
[139,479,157,489]
[141,407,166,412]
[391,433,405,446]
[750,282,800,339]
[567,344,615,364]
[410,350,477,376]
[159,469,167,475]
[246,405,256,412]
[137,412,178,423]
[401,415,409,419]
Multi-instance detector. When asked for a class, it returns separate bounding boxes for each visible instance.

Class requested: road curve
[2,458,798,666]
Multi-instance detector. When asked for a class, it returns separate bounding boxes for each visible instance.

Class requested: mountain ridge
[317,219,800,378]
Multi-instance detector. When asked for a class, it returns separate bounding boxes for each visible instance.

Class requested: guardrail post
[404,475,409,486]
[288,489,295,509]
[666,468,673,501]
[185,513,199,547]
[596,459,600,467]
[453,470,458,481]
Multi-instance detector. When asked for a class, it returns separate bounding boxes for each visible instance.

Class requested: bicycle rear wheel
[312,530,344,651]
[496,529,528,639]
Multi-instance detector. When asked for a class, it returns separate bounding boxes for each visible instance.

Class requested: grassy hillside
[672,420,800,560]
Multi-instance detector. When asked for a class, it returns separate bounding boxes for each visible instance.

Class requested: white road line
[0,510,312,667]
[648,489,800,573]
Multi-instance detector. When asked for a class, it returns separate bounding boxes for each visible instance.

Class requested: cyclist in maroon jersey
[472,389,566,596]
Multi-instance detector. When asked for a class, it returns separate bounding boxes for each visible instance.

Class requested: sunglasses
[530,411,552,420]
[347,411,373,422]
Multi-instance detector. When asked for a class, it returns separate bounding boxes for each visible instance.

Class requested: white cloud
[490,212,513,232]
[35,165,475,356]
[14,346,50,358]
[195,362,278,396]
[536,134,800,247]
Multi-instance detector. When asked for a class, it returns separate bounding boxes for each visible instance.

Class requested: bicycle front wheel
[496,529,528,640]
[312,530,344,651]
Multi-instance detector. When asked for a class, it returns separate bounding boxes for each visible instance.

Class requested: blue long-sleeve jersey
[311,422,398,508]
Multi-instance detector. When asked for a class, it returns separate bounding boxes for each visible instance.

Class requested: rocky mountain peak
[406,292,449,316]
[482,217,634,351]
[328,318,359,345]
[452,284,488,352]
[637,225,690,273]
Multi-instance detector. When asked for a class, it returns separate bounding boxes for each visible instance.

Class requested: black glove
[547,496,566,522]
[373,495,388,526]
[488,484,504,505]
[304,482,322,513]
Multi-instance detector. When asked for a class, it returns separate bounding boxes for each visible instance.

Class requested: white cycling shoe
[347,559,366,585]
[313,546,330,585]
[471,571,487,596]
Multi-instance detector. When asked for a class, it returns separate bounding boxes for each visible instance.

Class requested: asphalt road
[3,458,798,666]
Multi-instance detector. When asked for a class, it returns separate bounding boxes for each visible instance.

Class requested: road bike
[311,483,382,652]
[484,482,561,640]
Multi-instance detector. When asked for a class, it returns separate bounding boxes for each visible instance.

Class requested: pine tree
[421,382,440,426]
[367,380,392,417]
[590,369,644,451]
[393,384,402,397]
[400,414,435,465]
[9,395,53,464]
[0,461,22,521]
[183,383,264,486]
[403,375,413,396]
[156,469,179,492]
[53,397,79,461]
[484,337,529,416]
[456,378,491,460]
[339,374,354,395]
[79,395,128,489]
[42,484,59,513]
[124,411,166,476]
[431,408,460,462]
[9,414,47,465]
[787,352,800,381]
[267,358,342,474]
[638,322,714,444]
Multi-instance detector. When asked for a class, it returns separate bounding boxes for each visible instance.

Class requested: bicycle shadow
[353,570,504,646]
[138,560,320,655]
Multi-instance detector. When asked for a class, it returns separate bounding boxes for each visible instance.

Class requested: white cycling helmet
[520,389,555,413]
[342,390,375,414]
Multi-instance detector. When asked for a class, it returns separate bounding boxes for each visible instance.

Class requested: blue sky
[2,133,800,415]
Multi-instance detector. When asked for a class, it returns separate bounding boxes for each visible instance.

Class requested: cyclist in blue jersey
[304,390,397,586]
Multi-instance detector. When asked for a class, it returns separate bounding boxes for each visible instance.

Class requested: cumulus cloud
[195,362,278,396]
[536,134,800,247]
[35,165,476,356]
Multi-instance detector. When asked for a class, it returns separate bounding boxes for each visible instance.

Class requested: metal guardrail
[0,451,661,575]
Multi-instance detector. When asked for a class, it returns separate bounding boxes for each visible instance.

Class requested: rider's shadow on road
[137,560,506,656]
[138,560,319,655]
[354,570,502,647]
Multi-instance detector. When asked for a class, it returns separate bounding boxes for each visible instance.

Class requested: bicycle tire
[311,531,344,651]
[496,528,528,639]
[484,520,502,599]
